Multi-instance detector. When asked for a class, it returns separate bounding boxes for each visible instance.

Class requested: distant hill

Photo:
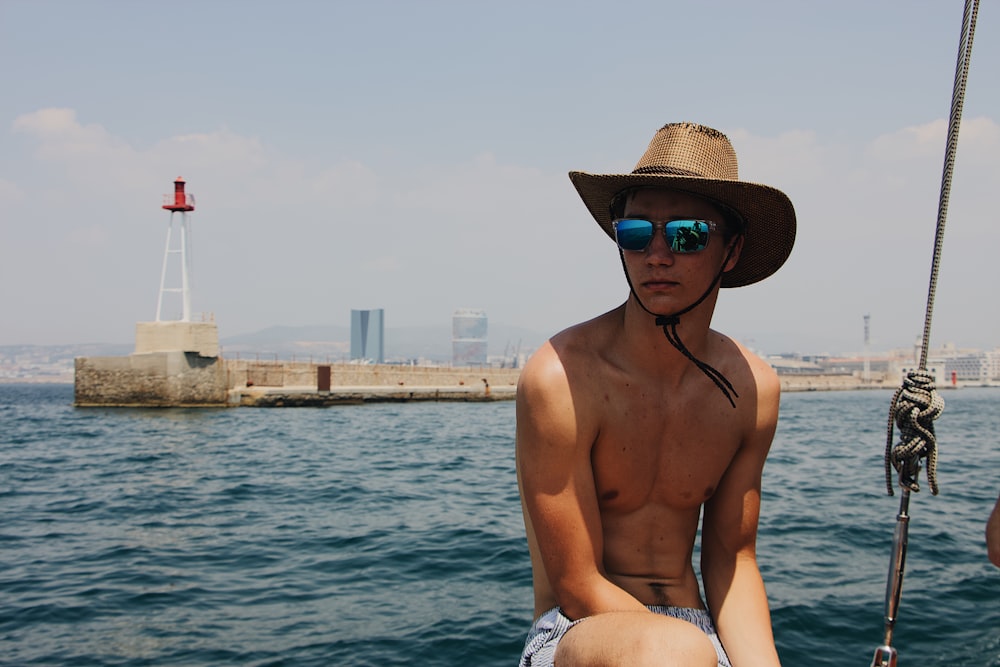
[221,323,549,363]
[223,325,351,345]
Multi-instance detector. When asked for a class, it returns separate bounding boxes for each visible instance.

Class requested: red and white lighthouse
[155,177,197,322]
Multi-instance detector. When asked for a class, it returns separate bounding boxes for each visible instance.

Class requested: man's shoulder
[712,333,776,376]
[707,333,780,408]
[719,337,781,424]
[731,339,780,393]
[554,312,623,362]
[519,312,621,394]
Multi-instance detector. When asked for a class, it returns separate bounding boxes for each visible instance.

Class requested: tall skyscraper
[452,308,487,366]
[351,309,384,363]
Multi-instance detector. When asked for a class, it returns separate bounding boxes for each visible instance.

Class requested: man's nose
[644,229,676,263]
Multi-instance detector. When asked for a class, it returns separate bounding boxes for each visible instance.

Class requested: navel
[601,489,619,502]
[648,582,670,606]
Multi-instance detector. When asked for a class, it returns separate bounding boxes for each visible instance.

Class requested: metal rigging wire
[870,3,979,666]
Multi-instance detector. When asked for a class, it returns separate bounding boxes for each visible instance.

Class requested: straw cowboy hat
[569,122,796,288]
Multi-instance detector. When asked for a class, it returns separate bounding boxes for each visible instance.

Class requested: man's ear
[723,235,744,273]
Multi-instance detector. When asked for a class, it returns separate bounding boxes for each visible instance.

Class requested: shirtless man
[516,122,796,667]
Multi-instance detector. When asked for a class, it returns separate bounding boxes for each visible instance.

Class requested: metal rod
[883,488,911,645]
[870,487,912,667]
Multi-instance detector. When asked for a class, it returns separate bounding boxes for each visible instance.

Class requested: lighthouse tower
[133,178,218,359]
[156,177,196,322]
[73,177,225,408]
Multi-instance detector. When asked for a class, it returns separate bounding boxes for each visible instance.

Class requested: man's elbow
[701,538,757,577]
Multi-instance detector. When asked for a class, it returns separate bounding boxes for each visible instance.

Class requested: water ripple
[1,385,997,666]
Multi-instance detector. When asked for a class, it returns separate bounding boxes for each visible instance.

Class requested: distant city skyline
[4,327,999,386]
[3,318,998,362]
[4,304,994,360]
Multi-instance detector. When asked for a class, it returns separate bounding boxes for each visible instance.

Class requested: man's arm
[987,491,1000,567]
[515,341,647,620]
[700,362,782,667]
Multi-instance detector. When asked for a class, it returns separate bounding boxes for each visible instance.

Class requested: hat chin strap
[618,243,740,409]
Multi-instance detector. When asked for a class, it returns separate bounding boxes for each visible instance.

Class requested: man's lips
[641,279,679,290]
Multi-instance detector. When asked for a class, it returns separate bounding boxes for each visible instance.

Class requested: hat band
[632,165,703,177]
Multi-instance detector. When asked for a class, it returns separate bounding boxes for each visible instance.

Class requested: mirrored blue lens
[614,218,654,251]
[665,219,709,253]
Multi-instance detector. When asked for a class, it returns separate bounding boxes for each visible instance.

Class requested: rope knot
[884,370,945,496]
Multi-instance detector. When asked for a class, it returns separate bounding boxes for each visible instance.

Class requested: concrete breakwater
[75,352,227,407]
[75,352,884,408]
[228,359,520,407]
[779,374,889,393]
[239,372,887,407]
[75,353,521,407]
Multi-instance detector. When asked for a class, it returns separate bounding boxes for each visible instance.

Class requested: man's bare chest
[589,401,741,512]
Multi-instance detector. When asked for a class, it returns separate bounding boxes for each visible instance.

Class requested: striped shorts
[518,605,731,667]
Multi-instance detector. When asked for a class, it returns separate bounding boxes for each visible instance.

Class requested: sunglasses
[612,218,719,253]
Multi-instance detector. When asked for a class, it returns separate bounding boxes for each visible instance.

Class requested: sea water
[1,384,997,666]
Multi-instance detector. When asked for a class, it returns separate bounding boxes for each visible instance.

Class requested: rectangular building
[351,309,385,363]
[452,308,487,366]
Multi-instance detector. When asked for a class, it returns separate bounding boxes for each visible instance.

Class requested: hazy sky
[2,1,997,356]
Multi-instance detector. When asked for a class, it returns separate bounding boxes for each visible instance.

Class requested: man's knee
[555,613,717,667]
[631,620,716,666]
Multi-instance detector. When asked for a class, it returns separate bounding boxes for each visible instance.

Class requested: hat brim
[569,171,796,288]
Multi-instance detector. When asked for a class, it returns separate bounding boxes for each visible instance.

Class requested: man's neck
[619,297,719,373]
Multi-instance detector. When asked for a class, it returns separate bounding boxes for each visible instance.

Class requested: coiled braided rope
[881,0,978,497]
[884,371,945,496]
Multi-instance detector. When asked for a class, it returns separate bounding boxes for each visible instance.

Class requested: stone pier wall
[74,352,228,407]
[779,373,889,392]
[75,356,522,407]
[223,359,521,391]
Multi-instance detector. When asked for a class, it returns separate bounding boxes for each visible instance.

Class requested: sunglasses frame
[612,218,719,253]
